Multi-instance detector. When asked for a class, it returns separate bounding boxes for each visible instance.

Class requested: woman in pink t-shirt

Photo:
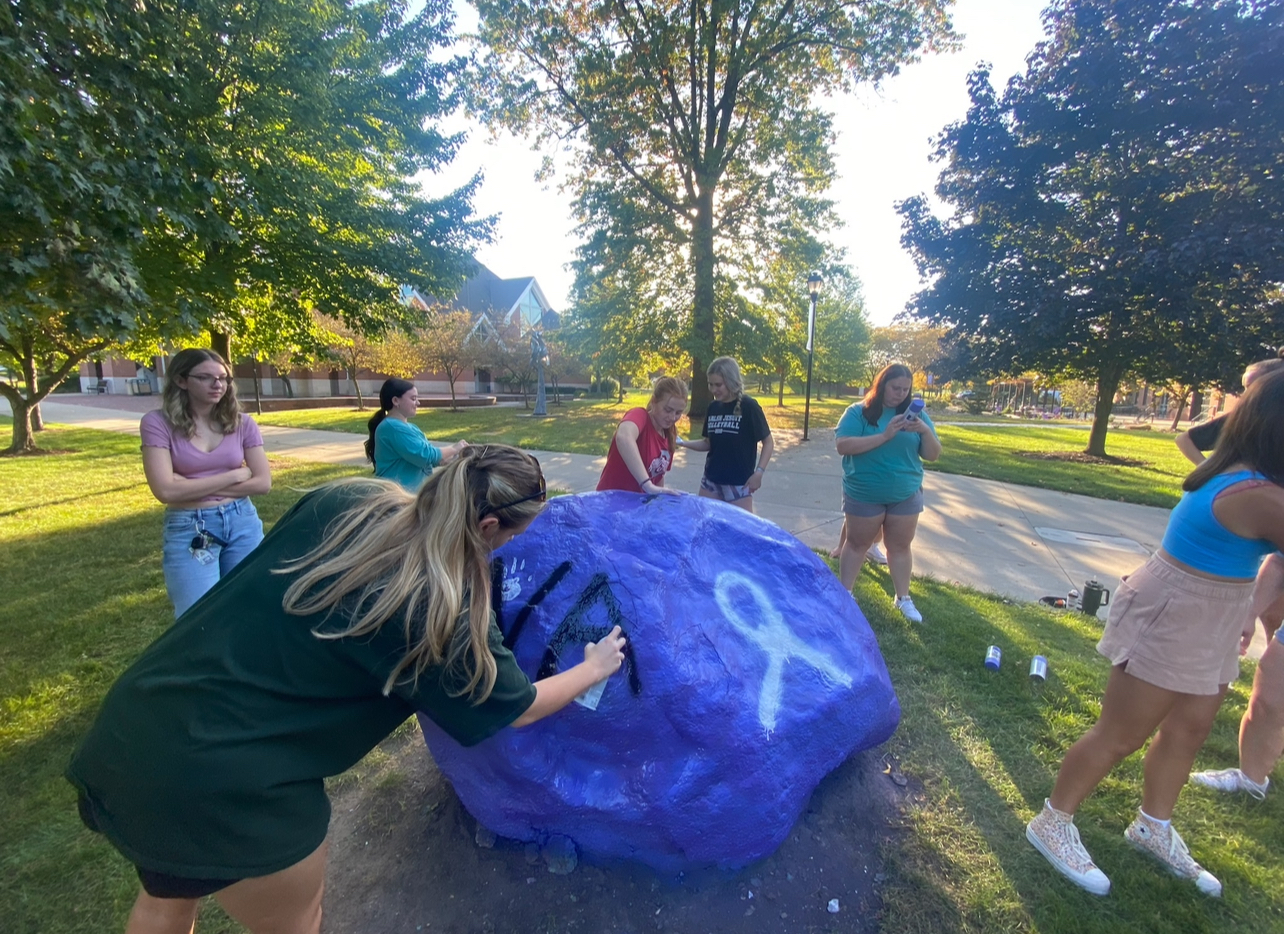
[596,377,688,495]
[140,349,272,616]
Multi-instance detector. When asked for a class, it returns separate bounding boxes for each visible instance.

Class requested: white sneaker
[1189,767,1269,801]
[865,544,888,565]
[1124,811,1221,896]
[1026,800,1111,896]
[894,596,923,623]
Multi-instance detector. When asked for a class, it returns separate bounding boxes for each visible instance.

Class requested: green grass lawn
[857,567,1283,933]
[933,424,1193,508]
[2,424,1278,933]
[255,395,1190,507]
[252,390,866,454]
[0,422,366,934]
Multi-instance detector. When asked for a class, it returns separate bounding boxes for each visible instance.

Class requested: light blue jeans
[161,498,264,617]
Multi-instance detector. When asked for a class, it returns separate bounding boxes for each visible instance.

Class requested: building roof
[402,263,557,340]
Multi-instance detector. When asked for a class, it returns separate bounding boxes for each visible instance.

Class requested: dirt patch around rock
[321,728,907,934]
[1013,450,1146,467]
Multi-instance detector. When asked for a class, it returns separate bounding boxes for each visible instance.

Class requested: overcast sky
[428,0,1050,325]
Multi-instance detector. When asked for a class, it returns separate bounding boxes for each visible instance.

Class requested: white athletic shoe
[865,544,888,565]
[1189,767,1269,801]
[1026,800,1111,896]
[895,596,923,623]
[1124,811,1222,897]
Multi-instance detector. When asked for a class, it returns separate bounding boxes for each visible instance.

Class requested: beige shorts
[1097,553,1255,695]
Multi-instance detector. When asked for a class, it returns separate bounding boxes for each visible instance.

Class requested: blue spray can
[984,645,1002,671]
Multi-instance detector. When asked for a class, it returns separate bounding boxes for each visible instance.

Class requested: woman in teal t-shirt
[834,363,941,623]
[365,378,468,490]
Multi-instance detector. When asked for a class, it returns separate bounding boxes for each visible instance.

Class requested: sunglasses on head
[481,458,547,514]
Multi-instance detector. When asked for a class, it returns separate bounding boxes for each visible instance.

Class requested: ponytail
[366,378,416,468]
[365,410,387,467]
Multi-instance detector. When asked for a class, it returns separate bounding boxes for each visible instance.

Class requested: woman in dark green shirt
[67,445,625,934]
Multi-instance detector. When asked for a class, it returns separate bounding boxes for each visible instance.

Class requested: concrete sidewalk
[20,397,1264,654]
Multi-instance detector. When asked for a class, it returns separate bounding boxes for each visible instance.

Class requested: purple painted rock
[419,491,899,870]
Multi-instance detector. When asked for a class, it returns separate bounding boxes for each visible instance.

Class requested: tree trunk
[250,356,263,415]
[1188,389,1203,422]
[210,331,232,362]
[281,374,295,398]
[777,371,785,406]
[448,374,458,412]
[1085,364,1125,457]
[1168,386,1190,431]
[616,373,624,404]
[688,185,717,419]
[20,356,44,432]
[1,388,36,454]
[350,368,365,410]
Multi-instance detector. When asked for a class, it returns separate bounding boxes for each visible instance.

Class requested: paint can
[984,645,1002,671]
[1067,589,1080,611]
[1029,655,1048,682]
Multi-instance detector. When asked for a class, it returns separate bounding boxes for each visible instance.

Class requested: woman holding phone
[833,364,940,623]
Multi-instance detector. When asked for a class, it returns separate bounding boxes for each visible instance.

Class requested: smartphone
[905,398,926,422]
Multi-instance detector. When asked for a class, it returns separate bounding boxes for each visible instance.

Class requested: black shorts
[77,792,238,899]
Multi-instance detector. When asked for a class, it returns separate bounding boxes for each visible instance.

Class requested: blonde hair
[161,348,241,438]
[647,376,688,450]
[707,356,745,416]
[277,445,545,702]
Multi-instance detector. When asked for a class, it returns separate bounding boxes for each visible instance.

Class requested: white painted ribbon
[714,571,853,732]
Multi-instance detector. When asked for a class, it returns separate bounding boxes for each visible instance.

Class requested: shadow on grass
[855,570,1284,934]
[0,447,364,934]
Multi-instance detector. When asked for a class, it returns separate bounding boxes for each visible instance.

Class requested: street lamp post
[803,271,824,442]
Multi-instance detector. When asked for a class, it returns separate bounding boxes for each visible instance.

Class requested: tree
[813,278,872,399]
[316,314,386,411]
[900,0,1284,455]
[235,288,330,414]
[486,340,539,408]
[474,1,955,416]
[419,310,487,410]
[0,0,198,453]
[563,260,677,402]
[150,0,491,360]
[863,324,948,388]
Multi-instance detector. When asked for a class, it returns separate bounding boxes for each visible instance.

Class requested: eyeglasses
[187,374,230,386]
[484,460,547,513]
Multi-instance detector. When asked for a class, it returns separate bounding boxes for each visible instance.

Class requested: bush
[592,376,620,397]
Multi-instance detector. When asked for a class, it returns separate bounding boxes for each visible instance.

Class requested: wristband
[754,466,766,474]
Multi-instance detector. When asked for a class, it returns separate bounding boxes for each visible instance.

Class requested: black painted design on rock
[502,560,573,649]
[536,572,642,695]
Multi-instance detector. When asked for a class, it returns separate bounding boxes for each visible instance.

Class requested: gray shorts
[701,475,754,502]
[842,488,924,518]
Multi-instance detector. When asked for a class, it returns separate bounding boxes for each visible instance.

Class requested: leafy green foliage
[900,0,1284,455]
[1,0,490,453]
[475,0,955,414]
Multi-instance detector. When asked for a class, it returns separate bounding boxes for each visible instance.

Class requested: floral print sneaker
[1124,810,1222,897]
[1026,800,1111,896]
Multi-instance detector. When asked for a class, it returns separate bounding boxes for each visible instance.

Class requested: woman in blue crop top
[1027,369,1284,900]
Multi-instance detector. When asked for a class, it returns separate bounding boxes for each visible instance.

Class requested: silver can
[1067,589,1080,611]
[1030,655,1048,682]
